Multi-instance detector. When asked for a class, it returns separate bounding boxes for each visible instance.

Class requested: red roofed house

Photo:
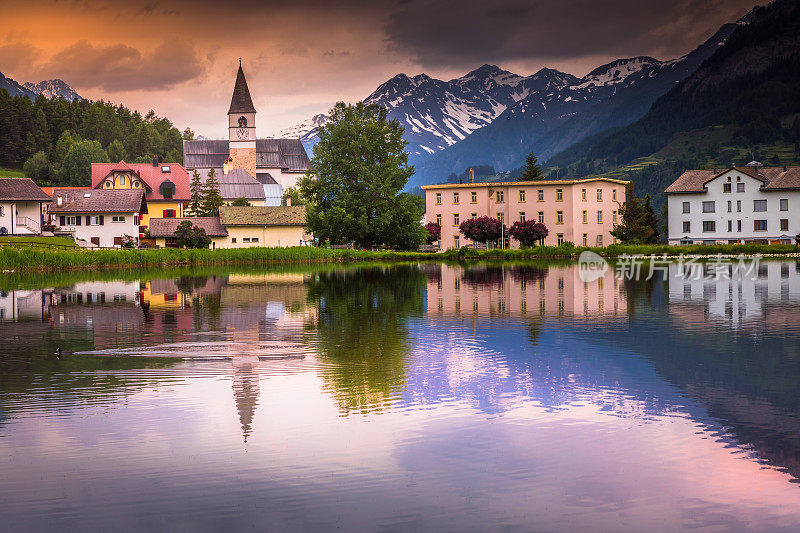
[91,159,192,230]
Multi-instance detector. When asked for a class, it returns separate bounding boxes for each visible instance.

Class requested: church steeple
[228,61,256,115]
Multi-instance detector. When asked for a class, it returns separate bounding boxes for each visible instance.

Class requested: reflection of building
[668,260,800,326]
[232,355,260,443]
[426,264,626,318]
[0,289,49,321]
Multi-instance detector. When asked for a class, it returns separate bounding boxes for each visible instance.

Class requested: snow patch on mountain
[23,79,81,101]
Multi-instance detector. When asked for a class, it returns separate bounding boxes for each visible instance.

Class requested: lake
[1,260,800,532]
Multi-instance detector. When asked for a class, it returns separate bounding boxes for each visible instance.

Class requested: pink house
[422,176,629,248]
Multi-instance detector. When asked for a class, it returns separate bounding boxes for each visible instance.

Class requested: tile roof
[40,186,91,198]
[219,205,306,226]
[229,63,257,115]
[213,169,266,201]
[665,166,800,194]
[91,162,192,200]
[49,189,147,214]
[183,138,310,172]
[0,178,50,201]
[149,217,228,238]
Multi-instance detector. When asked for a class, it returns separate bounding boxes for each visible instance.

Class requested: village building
[665,163,800,245]
[0,178,50,235]
[422,173,629,249]
[183,62,310,206]
[49,189,147,248]
[149,217,229,249]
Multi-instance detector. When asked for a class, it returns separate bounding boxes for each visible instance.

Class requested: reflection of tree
[176,275,211,295]
[306,266,426,416]
[461,266,506,287]
[622,275,659,318]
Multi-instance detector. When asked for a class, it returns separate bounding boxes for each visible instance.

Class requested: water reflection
[1,262,800,531]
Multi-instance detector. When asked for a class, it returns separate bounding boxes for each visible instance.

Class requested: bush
[173,221,211,249]
[425,222,441,244]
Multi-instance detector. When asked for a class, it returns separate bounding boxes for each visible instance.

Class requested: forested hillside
[0,90,191,186]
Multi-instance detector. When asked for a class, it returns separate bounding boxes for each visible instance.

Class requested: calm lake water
[2,260,800,532]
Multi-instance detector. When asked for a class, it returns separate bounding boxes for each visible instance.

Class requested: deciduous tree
[508,220,549,247]
[459,216,505,245]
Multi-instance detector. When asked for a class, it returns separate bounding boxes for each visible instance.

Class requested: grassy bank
[0,243,798,272]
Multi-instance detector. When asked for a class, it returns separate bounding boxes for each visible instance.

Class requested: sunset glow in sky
[0,0,759,138]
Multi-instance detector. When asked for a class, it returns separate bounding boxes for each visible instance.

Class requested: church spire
[228,61,256,115]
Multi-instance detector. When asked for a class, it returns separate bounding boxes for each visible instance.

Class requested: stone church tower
[227,61,257,179]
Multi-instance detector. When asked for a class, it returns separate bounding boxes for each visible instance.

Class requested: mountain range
[282,8,756,190]
[0,71,81,101]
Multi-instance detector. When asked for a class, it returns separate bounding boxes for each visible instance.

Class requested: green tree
[189,170,203,215]
[23,151,54,184]
[518,152,544,181]
[610,185,658,244]
[642,194,661,244]
[299,101,426,250]
[282,186,308,206]
[231,197,250,206]
[173,220,211,249]
[106,139,127,163]
[53,130,81,169]
[59,140,109,186]
[165,148,182,164]
[201,168,224,217]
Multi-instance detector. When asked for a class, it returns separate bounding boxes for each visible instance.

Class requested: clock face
[236,128,247,140]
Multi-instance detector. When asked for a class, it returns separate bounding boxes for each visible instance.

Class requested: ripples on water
[1,262,800,532]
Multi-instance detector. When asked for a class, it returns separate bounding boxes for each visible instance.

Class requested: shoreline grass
[0,242,798,273]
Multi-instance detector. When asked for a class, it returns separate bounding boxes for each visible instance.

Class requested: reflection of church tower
[227,60,257,180]
[232,355,260,443]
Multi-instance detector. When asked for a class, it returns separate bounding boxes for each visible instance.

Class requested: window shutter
[163,209,168,218]
[99,216,104,225]
[76,216,81,226]
[60,216,65,226]
[86,216,91,226]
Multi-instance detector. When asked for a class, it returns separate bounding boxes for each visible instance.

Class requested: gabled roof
[228,63,256,115]
[214,169,266,201]
[183,139,310,172]
[40,186,92,198]
[0,178,50,202]
[91,162,192,200]
[49,189,147,214]
[665,166,800,194]
[219,205,306,226]
[109,160,134,174]
[149,217,228,238]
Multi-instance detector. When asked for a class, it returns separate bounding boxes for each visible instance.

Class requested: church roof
[183,138,310,172]
[228,63,256,115]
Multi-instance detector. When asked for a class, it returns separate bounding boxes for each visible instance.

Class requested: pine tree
[642,194,661,244]
[189,170,203,215]
[518,153,544,181]
[201,168,224,217]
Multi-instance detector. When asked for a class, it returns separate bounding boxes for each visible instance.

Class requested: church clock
[237,127,247,139]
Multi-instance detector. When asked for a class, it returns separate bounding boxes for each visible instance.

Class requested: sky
[0,0,759,139]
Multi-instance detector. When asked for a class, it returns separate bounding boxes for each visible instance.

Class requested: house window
[556,189,563,201]
[519,212,526,222]
[557,233,564,245]
[134,216,139,226]
[582,210,587,223]
[737,183,745,192]
[496,212,504,223]
[243,237,250,243]
[582,233,587,246]
[702,221,715,232]
[518,190,526,202]
[538,211,544,223]
[435,193,441,205]
[251,237,259,243]
[557,211,564,224]
[723,183,732,193]
[471,192,477,203]
[727,201,732,213]
[754,220,767,231]
[612,189,617,202]
[737,200,741,212]
[88,216,102,226]
[133,181,141,189]
[495,190,504,203]
[163,209,176,218]
[104,181,112,189]
[453,192,459,204]
[780,198,789,211]
[683,221,690,232]
[119,175,126,186]
[581,189,587,201]
[0,206,3,216]
[597,211,603,223]
[596,235,603,246]
[435,214,442,225]
[65,216,77,226]
[737,220,741,232]
[753,199,767,212]
[780,219,789,231]
[112,215,125,223]
[683,202,690,214]
[453,213,460,226]
[468,212,475,219]
[537,189,544,201]
[612,210,617,223]
[597,189,602,202]
[453,235,461,248]
[702,201,715,213]
[728,220,732,232]
[231,238,237,243]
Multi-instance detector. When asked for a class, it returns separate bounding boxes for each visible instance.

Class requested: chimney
[784,165,788,172]
[469,168,475,183]
[152,155,158,167]
[286,196,292,207]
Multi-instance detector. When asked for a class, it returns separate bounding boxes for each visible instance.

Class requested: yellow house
[218,205,309,248]
[91,160,191,230]
[149,217,229,249]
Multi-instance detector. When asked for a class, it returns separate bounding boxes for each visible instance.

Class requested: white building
[665,163,800,245]
[0,178,49,235]
[50,189,147,248]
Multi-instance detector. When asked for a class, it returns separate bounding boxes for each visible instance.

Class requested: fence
[0,241,78,250]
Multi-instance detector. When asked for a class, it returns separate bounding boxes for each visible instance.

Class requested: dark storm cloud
[385,0,759,67]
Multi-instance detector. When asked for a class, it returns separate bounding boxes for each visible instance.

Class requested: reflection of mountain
[307,266,427,415]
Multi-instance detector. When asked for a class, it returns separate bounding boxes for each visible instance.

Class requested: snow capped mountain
[0,71,37,99]
[280,64,578,156]
[23,79,81,101]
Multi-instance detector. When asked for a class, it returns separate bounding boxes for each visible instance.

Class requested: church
[183,62,310,206]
